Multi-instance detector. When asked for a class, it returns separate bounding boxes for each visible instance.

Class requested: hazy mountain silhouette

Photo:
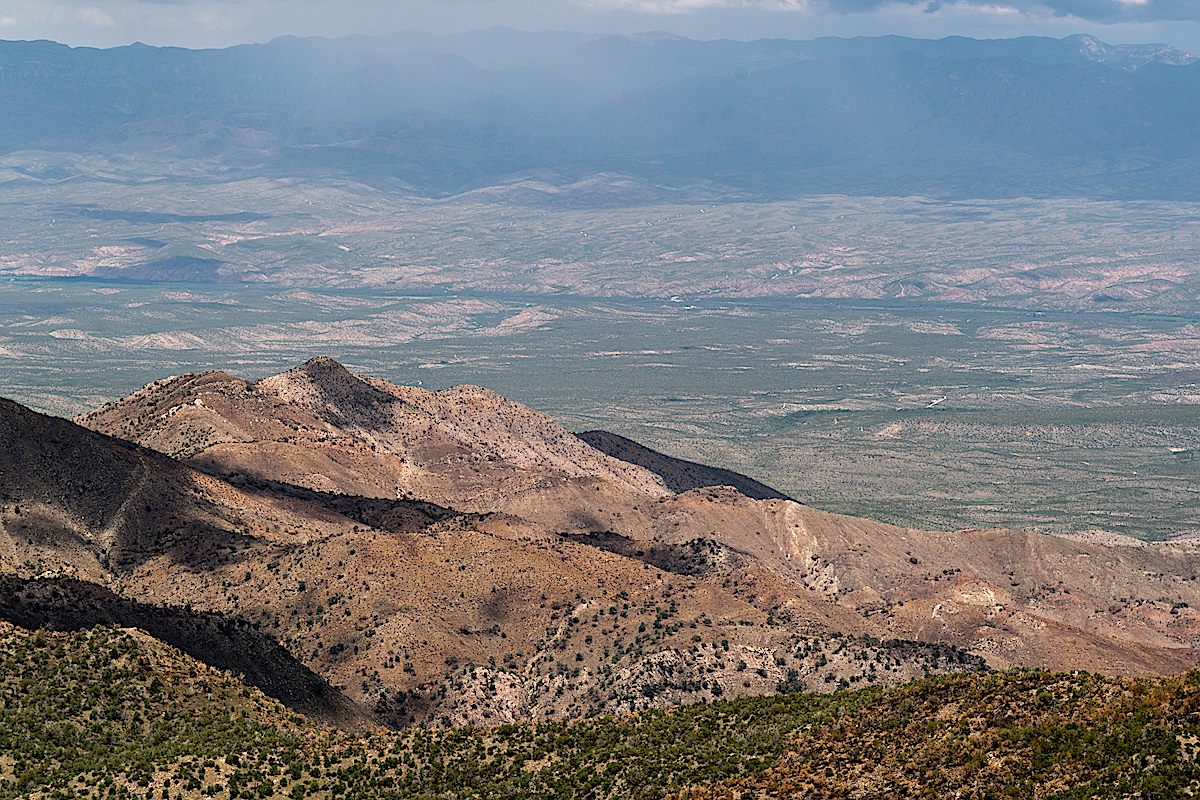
[1,31,1197,199]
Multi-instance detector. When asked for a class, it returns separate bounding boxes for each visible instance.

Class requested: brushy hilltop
[4,620,1200,800]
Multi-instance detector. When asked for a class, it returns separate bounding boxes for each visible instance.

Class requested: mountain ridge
[6,356,1200,730]
[576,429,791,500]
[74,359,1200,678]
[7,373,978,726]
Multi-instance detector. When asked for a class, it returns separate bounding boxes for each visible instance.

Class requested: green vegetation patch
[682,670,1200,799]
[3,623,1200,799]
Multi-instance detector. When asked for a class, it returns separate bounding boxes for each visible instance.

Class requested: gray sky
[2,0,1199,51]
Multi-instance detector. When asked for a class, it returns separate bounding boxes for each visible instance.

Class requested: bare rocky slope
[77,356,669,510]
[4,357,1199,728]
[4,383,974,728]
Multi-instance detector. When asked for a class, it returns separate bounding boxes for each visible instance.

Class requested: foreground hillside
[4,620,1200,800]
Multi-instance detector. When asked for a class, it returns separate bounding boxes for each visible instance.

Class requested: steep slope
[502,481,1200,674]
[0,396,361,579]
[577,429,790,499]
[0,575,361,727]
[0,620,307,799]
[79,359,1200,680]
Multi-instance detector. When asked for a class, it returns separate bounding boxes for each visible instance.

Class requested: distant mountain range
[2,30,1199,200]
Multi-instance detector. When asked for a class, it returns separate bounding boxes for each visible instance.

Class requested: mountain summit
[78,357,670,506]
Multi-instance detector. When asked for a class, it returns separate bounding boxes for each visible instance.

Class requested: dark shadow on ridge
[0,575,370,730]
[577,430,793,501]
[218,474,466,534]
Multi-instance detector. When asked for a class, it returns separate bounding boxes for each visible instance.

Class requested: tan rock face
[78,356,670,509]
[3,357,1198,729]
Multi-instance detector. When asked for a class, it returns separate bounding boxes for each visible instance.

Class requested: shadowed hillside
[577,429,791,500]
[0,575,362,728]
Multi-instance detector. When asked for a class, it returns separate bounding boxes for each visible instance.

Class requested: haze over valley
[2,18,1200,800]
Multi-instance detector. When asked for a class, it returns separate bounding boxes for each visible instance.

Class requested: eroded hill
[3,357,1200,729]
[77,356,669,509]
[78,358,1200,675]
[4,379,976,728]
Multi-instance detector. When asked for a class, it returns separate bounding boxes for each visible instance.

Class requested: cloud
[582,0,1200,21]
[3,0,1199,48]
[1038,0,1200,21]
[581,0,807,10]
[75,6,116,26]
